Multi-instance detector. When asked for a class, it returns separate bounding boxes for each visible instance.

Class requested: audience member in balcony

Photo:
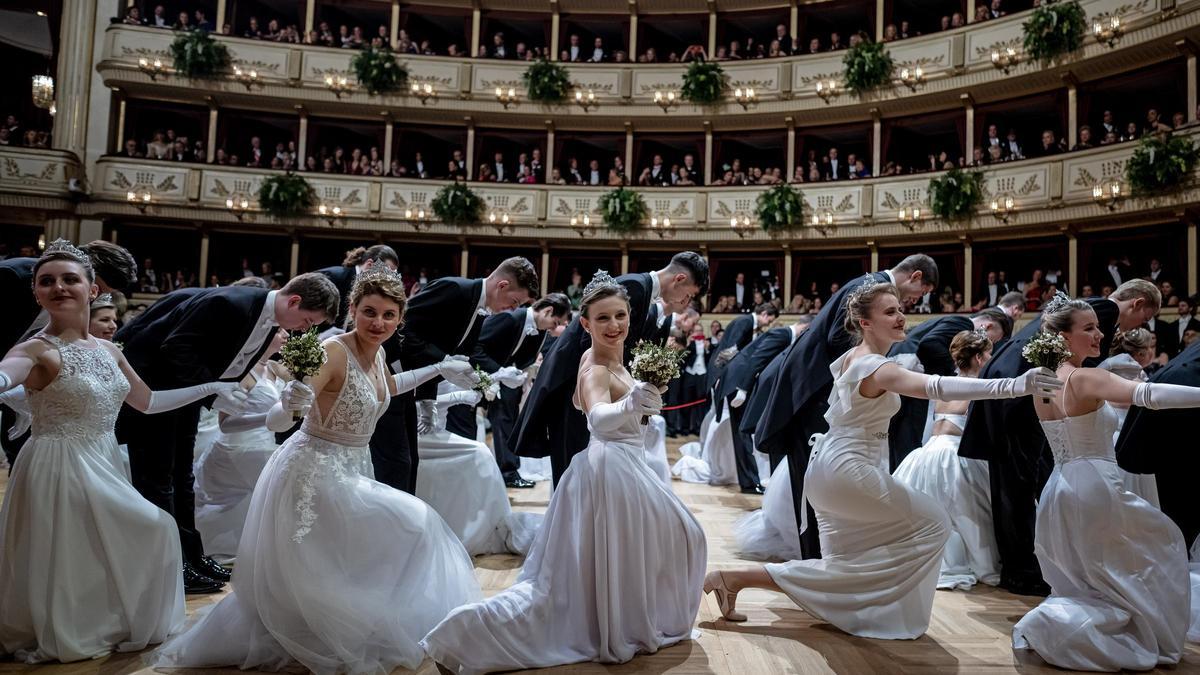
[491,32,508,59]
[824,147,848,181]
[882,24,899,42]
[1145,108,1173,136]
[899,20,913,39]
[1121,121,1140,142]
[121,139,143,158]
[952,12,966,28]
[150,4,168,28]
[304,156,317,171]
[476,162,493,183]
[586,159,602,185]
[1160,280,1180,308]
[940,15,951,31]
[1173,111,1187,129]
[516,43,531,61]
[244,137,263,168]
[1037,130,1064,157]
[124,7,145,25]
[590,37,606,63]
[566,34,583,62]
[828,32,844,51]
[369,148,384,176]
[975,5,991,22]
[1023,270,1046,311]
[807,38,821,54]
[648,155,671,185]
[548,168,566,185]
[517,152,532,180]
[192,140,206,163]
[243,17,263,39]
[516,165,536,184]
[194,10,212,31]
[1003,129,1024,160]
[1071,125,1094,151]
[173,11,191,31]
[773,24,794,55]
[674,167,696,187]
[531,149,544,181]
[1099,109,1119,137]
[990,0,1007,17]
[607,168,624,186]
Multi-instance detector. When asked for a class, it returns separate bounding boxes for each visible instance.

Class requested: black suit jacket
[491,163,511,183]
[0,257,37,354]
[1161,317,1200,358]
[738,329,799,436]
[473,308,546,373]
[716,326,792,422]
[887,315,973,468]
[392,277,485,400]
[825,160,848,181]
[754,271,892,455]
[316,265,356,328]
[707,314,755,391]
[115,286,271,388]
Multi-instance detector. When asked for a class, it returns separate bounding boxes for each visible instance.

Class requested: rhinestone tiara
[582,269,619,297]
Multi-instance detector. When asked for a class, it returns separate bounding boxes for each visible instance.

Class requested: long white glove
[1132,382,1200,409]
[436,389,482,414]
[217,382,281,434]
[924,368,1062,401]
[266,380,313,432]
[585,382,663,433]
[416,398,438,435]
[390,355,479,395]
[493,366,527,389]
[0,386,31,440]
[144,382,248,415]
[0,372,14,395]
[730,389,748,408]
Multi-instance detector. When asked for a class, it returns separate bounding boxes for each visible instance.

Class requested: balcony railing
[0,146,83,206]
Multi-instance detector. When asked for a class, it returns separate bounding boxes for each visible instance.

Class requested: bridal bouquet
[1022,331,1072,402]
[280,328,327,418]
[473,366,499,402]
[629,340,684,424]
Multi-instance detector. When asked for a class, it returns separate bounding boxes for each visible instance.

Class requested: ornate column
[703,121,713,185]
[465,116,476,180]
[782,244,793,302]
[628,1,638,62]
[540,241,551,296]
[789,0,799,42]
[52,0,99,161]
[216,0,227,29]
[1064,74,1079,149]
[296,105,308,168]
[962,93,975,161]
[875,0,885,41]
[545,121,555,184]
[707,1,717,57]
[871,108,882,177]
[550,1,560,61]
[304,0,315,34]
[390,0,401,49]
[471,6,482,55]
[785,117,796,181]
[624,122,634,180]
[620,243,630,275]
[1067,230,1078,299]
[962,236,973,308]
[206,98,219,163]
[199,230,211,287]
[460,239,470,277]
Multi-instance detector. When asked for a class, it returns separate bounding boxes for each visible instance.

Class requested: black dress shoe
[740,485,765,495]
[183,562,224,594]
[195,555,232,582]
[1002,577,1051,597]
[505,477,536,489]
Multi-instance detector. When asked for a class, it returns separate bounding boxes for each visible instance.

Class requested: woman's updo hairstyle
[346,267,407,330]
[1110,327,1153,357]
[1040,290,1093,335]
[842,279,900,343]
[950,329,992,371]
[579,270,629,319]
[34,239,95,283]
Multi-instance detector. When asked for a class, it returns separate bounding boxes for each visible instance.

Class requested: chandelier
[31,75,54,110]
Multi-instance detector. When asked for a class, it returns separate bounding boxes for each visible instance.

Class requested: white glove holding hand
[626,381,665,418]
[211,385,251,415]
[493,366,527,388]
[0,386,31,440]
[730,388,747,408]
[1014,367,1064,399]
[436,355,479,390]
[280,380,315,414]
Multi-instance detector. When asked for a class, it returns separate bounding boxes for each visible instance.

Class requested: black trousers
[548,397,590,487]
[119,402,206,562]
[727,402,762,490]
[663,376,687,435]
[1,406,30,472]
[487,386,522,481]
[369,392,418,494]
[446,404,477,440]
[681,372,708,434]
[785,404,828,560]
[989,449,1050,589]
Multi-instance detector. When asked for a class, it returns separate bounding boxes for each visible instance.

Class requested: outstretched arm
[867,361,1061,401]
[109,342,245,414]
[0,341,42,394]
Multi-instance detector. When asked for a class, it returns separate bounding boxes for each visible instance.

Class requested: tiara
[971,326,991,342]
[44,238,89,263]
[354,265,405,289]
[844,275,883,307]
[1042,290,1074,314]
[583,270,619,297]
[91,292,115,308]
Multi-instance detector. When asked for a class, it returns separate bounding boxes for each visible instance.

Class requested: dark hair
[971,307,1013,341]
[950,330,992,371]
[280,272,341,322]
[580,282,629,319]
[666,251,710,297]
[81,240,138,291]
[494,256,540,296]
[843,281,900,341]
[232,276,271,288]
[892,254,938,289]
[342,244,399,268]
[532,292,571,317]
[755,302,780,317]
[998,291,1025,308]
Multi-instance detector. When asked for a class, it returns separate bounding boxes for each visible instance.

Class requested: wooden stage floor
[1,437,1197,675]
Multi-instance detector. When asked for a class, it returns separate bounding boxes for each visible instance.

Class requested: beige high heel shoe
[703,570,747,622]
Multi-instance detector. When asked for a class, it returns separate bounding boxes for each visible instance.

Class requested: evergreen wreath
[168,29,230,78]
[927,167,985,221]
[522,59,571,103]
[680,60,725,105]
[842,40,894,94]
[350,44,408,95]
[432,181,485,226]
[1022,0,1086,64]
[257,173,316,218]
[755,183,805,232]
[598,187,648,234]
[1125,133,1200,196]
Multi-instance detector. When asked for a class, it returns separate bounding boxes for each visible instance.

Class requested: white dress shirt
[569,45,581,61]
[458,283,489,350]
[222,290,279,379]
[735,283,745,306]
[590,48,604,62]
[509,308,539,360]
[649,271,662,304]
[589,170,601,185]
[1108,264,1123,286]
[1180,317,1192,342]
[685,340,707,376]
[987,284,999,305]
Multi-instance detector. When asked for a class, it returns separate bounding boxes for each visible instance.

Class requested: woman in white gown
[1012,293,1200,671]
[732,456,802,561]
[0,241,248,662]
[703,282,1058,639]
[1096,327,1159,506]
[893,329,1000,590]
[151,268,482,674]
[421,273,708,674]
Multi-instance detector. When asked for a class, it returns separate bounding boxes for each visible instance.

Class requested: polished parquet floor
[1,436,1198,675]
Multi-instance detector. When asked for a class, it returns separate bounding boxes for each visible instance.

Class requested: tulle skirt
[193,427,278,564]
[421,435,707,674]
[642,415,672,486]
[733,457,802,561]
[672,408,735,485]
[0,432,184,662]
[152,430,480,674]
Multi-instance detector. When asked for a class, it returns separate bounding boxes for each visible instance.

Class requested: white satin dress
[764,352,950,639]
[733,457,803,561]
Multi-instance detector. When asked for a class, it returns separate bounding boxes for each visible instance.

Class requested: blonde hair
[346,268,407,330]
[842,281,900,342]
[1110,279,1162,313]
[1110,327,1153,357]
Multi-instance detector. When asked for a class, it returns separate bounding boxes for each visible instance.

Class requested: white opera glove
[924,368,1062,401]
[1131,382,1200,410]
[0,386,31,440]
[494,366,527,388]
[265,380,313,432]
[217,383,280,434]
[436,355,479,389]
[416,398,438,435]
[586,382,663,433]
[730,389,748,408]
[143,381,247,415]
[0,372,16,395]
[435,389,482,417]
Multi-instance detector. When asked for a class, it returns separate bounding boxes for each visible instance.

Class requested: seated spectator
[150,4,169,28]
[775,24,794,55]
[124,7,145,25]
[121,138,143,158]
[607,168,624,186]
[828,32,844,51]
[1072,125,1094,151]
[548,168,566,185]
[1037,130,1064,156]
[883,24,898,41]
[590,37,606,63]
[807,37,821,54]
[975,5,991,21]
[476,163,494,181]
[1145,108,1173,136]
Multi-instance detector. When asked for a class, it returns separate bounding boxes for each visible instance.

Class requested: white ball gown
[193,377,280,564]
[1097,354,1160,506]
[1013,398,1197,671]
[672,406,737,485]
[892,412,1000,590]
[763,352,950,639]
[421,378,708,674]
[732,457,802,561]
[0,334,185,662]
[152,341,480,674]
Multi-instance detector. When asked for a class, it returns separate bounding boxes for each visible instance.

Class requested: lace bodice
[1039,405,1120,466]
[824,352,902,437]
[29,334,129,441]
[300,341,388,447]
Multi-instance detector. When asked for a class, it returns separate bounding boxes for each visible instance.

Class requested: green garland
[257,173,316,218]
[928,167,985,221]
[432,181,485,226]
[680,60,725,105]
[755,183,805,232]
[350,44,408,95]
[842,41,895,94]
[1022,0,1086,64]
[522,59,571,104]
[168,29,230,79]
[598,187,647,234]
[1125,133,1200,196]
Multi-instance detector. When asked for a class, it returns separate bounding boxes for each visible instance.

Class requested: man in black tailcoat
[885,308,1011,469]
[473,293,570,487]
[1117,338,1200,549]
[754,254,939,559]
[959,280,1158,595]
[375,256,539,494]
[116,273,340,593]
[738,319,811,470]
[514,252,709,486]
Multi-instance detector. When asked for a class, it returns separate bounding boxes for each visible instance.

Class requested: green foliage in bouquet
[280,327,327,381]
[432,181,485,226]
[842,41,894,94]
[168,29,230,78]
[928,167,985,221]
[755,183,805,232]
[598,187,648,234]
[350,44,408,95]
[1022,0,1086,64]
[680,60,725,105]
[1125,133,1200,196]
[522,59,571,103]
[257,173,316,218]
